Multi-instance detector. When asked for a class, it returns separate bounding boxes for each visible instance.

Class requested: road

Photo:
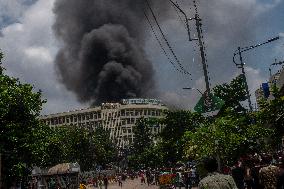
[86,178,198,189]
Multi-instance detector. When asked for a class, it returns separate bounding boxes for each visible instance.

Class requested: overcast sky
[0,0,284,115]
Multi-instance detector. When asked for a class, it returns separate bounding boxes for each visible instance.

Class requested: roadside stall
[158,172,177,189]
[31,163,80,189]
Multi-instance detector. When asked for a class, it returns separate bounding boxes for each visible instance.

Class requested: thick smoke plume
[53,0,166,105]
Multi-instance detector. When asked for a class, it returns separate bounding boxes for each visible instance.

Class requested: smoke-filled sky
[0,0,284,114]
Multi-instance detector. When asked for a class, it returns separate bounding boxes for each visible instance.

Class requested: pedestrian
[98,177,103,189]
[118,174,123,187]
[155,171,160,185]
[244,165,254,189]
[231,160,245,189]
[141,172,146,184]
[103,175,108,189]
[198,157,238,189]
[184,172,191,189]
[79,181,87,189]
[259,156,279,189]
[277,158,284,189]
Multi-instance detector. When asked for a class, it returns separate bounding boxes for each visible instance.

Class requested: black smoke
[53,0,167,105]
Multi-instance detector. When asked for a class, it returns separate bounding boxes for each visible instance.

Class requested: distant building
[255,67,284,108]
[276,68,284,95]
[40,99,168,148]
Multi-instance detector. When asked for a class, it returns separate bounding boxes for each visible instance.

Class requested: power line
[145,0,191,75]
[144,10,184,73]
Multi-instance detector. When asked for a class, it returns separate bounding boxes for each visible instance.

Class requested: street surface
[86,178,198,189]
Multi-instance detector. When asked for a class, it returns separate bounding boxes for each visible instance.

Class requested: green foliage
[44,125,117,171]
[0,55,47,185]
[159,110,206,164]
[128,118,154,169]
[183,113,273,165]
[256,88,284,146]
[213,74,247,114]
[132,118,153,154]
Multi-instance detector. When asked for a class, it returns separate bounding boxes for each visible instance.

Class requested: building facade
[255,67,284,108]
[40,99,168,148]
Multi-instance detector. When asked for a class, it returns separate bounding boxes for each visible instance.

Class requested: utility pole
[169,0,213,112]
[237,47,253,111]
[193,0,210,94]
[233,36,279,112]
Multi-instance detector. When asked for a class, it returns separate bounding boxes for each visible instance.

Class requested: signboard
[121,99,161,105]
[194,91,224,114]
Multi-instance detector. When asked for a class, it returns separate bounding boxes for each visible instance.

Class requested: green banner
[194,92,225,114]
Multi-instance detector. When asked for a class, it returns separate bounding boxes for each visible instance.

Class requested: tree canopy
[0,52,47,185]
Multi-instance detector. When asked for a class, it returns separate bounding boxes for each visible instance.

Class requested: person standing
[98,177,103,189]
[231,161,245,189]
[259,156,279,189]
[118,175,122,187]
[277,158,284,189]
[103,175,108,189]
[198,157,238,189]
[184,172,191,189]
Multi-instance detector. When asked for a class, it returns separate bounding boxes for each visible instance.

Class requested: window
[121,119,126,125]
[90,113,93,119]
[121,110,125,116]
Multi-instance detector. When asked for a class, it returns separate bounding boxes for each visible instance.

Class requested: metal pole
[238,47,253,111]
[193,0,210,93]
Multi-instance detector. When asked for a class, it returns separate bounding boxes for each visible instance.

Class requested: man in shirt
[198,157,238,189]
[259,156,279,189]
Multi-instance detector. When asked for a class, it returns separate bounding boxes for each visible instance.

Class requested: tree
[256,87,284,148]
[128,118,153,169]
[44,125,117,172]
[132,118,152,154]
[0,52,48,186]
[213,74,247,114]
[183,111,273,166]
[159,110,206,165]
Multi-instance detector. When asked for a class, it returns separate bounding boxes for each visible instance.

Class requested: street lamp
[182,87,203,95]
[233,36,280,111]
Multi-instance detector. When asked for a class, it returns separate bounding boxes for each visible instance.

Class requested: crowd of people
[78,153,284,189]
[199,153,284,189]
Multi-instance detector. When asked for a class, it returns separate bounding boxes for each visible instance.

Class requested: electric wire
[144,11,183,73]
[145,0,191,75]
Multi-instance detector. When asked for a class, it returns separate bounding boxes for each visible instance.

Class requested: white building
[40,99,168,148]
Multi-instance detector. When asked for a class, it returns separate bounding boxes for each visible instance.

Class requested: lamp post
[182,87,203,95]
[233,36,279,111]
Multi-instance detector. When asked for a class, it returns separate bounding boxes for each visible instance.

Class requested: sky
[0,0,284,115]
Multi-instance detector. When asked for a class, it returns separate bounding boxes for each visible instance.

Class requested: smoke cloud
[53,0,168,105]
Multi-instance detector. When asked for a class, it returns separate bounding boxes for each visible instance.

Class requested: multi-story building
[40,99,168,148]
[276,68,284,95]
